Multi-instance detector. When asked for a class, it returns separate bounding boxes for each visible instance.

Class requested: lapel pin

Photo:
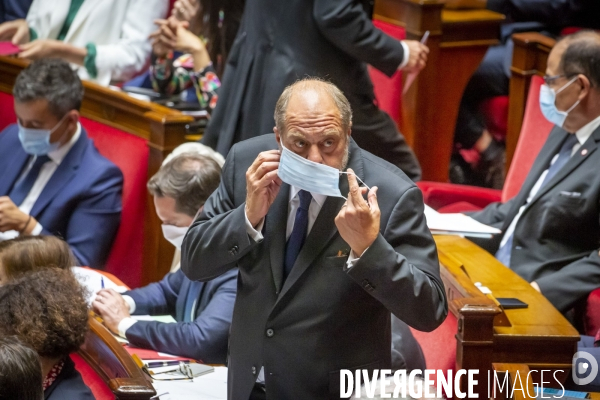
[582,149,588,156]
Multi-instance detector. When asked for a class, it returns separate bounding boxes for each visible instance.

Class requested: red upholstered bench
[410,315,458,372]
[0,91,17,130]
[82,118,149,288]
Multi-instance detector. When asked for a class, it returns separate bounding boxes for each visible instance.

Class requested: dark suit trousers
[351,98,422,181]
[453,41,511,150]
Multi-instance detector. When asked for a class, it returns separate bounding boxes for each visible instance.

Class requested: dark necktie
[8,155,51,206]
[495,134,579,266]
[284,190,312,279]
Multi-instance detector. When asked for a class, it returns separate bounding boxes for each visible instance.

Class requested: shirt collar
[47,123,81,164]
[574,115,600,146]
[289,185,327,208]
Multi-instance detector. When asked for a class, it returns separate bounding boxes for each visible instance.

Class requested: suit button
[230,245,238,255]
[266,329,274,337]
[252,366,257,375]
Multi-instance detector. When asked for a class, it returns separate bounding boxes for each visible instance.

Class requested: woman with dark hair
[0,336,43,400]
[149,0,245,111]
[0,268,93,399]
[0,236,74,285]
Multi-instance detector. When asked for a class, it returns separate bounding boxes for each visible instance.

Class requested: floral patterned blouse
[151,51,221,112]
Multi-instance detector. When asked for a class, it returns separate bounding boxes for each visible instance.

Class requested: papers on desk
[71,266,128,304]
[131,315,177,324]
[152,366,228,400]
[424,205,501,238]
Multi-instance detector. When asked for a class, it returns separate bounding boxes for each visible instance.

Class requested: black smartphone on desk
[496,297,528,309]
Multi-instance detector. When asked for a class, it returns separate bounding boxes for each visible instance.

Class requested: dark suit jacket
[0,0,33,24]
[201,0,405,156]
[45,356,95,400]
[0,124,123,269]
[182,134,447,399]
[471,126,600,313]
[124,268,237,364]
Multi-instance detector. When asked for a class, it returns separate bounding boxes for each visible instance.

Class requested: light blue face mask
[17,115,67,155]
[277,146,369,198]
[539,77,581,127]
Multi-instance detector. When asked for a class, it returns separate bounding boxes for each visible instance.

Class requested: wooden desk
[0,56,194,286]
[374,0,505,182]
[435,235,580,398]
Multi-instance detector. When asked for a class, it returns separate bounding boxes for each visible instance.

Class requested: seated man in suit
[0,58,122,269]
[93,152,237,364]
[182,79,447,399]
[470,31,600,314]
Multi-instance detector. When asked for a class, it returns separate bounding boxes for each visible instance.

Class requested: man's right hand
[401,40,429,73]
[0,19,30,45]
[245,150,282,228]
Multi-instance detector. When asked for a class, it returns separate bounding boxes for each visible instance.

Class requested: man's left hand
[335,169,380,257]
[18,39,61,60]
[0,196,30,233]
[92,289,131,334]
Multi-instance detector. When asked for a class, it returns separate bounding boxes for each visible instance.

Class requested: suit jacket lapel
[275,140,365,304]
[527,127,600,210]
[266,183,290,294]
[30,132,87,218]
[63,0,100,42]
[500,127,566,231]
[0,150,29,196]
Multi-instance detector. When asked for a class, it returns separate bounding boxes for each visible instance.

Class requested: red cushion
[81,118,149,288]
[480,96,509,142]
[438,201,482,214]
[0,91,17,131]
[71,353,115,400]
[368,20,405,125]
[417,181,502,211]
[585,289,600,336]
[502,75,553,202]
[410,314,457,371]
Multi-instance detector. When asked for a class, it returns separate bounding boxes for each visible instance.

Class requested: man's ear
[577,74,591,102]
[67,110,80,131]
[346,126,352,138]
[274,126,281,144]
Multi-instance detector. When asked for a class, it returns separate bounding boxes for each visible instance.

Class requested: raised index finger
[346,168,367,209]
[247,150,281,175]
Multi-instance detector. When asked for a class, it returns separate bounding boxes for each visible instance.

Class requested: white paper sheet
[424,205,501,238]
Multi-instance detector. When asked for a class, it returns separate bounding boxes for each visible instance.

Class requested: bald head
[556,31,600,88]
[274,78,352,135]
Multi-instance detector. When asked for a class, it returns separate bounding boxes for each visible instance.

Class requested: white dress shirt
[0,124,81,241]
[499,116,600,249]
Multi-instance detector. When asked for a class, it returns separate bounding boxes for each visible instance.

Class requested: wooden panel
[0,56,194,286]
[80,316,156,400]
[506,33,555,170]
[435,235,580,399]
[374,0,505,182]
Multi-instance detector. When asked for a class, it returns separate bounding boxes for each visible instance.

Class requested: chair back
[0,91,16,131]
[502,75,553,202]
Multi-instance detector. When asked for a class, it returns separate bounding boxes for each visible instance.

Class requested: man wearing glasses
[469,31,600,315]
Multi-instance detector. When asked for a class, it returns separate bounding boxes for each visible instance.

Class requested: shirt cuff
[345,247,370,270]
[244,209,264,243]
[398,41,410,70]
[118,317,138,338]
[84,42,98,79]
[30,222,43,236]
[122,295,136,314]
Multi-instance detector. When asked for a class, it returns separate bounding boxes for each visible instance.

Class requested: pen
[402,30,431,95]
[145,360,189,368]
[100,277,105,289]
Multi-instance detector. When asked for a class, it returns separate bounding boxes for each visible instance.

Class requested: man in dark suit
[182,79,447,399]
[0,58,122,269]
[200,0,429,181]
[93,152,237,364]
[446,0,600,188]
[470,31,600,313]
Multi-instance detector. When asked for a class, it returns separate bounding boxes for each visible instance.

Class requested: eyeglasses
[543,74,565,85]
[143,362,195,382]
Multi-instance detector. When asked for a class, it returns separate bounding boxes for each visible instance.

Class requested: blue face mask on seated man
[17,114,68,155]
[539,77,581,127]
[277,145,369,198]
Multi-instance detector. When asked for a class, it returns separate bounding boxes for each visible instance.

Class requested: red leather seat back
[71,353,115,400]
[81,118,149,288]
[502,76,553,202]
[369,20,405,126]
[0,91,17,131]
[410,314,457,371]
[481,95,509,142]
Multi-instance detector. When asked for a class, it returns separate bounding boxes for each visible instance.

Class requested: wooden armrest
[79,315,156,399]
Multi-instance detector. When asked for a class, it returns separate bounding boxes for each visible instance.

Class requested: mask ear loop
[339,172,371,201]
